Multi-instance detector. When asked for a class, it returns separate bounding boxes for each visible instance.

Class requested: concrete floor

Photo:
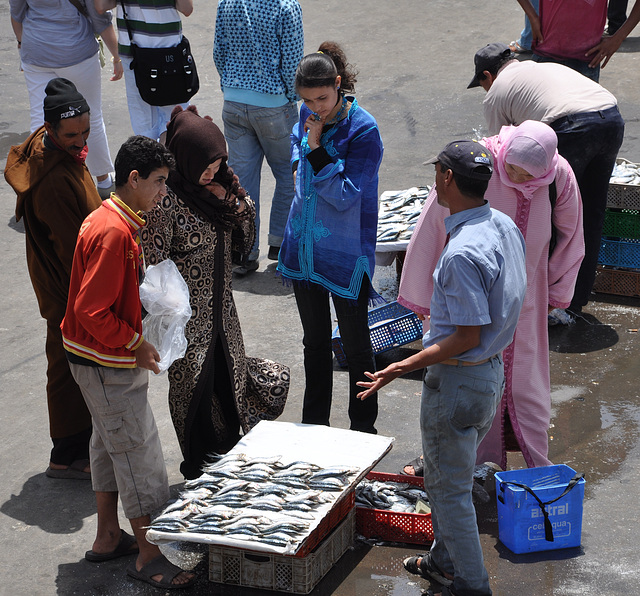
[1,1,640,594]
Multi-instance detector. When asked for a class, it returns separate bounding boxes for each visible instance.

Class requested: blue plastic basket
[598,237,640,269]
[331,301,423,367]
[495,464,585,554]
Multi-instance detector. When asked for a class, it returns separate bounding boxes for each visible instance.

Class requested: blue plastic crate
[598,237,640,269]
[331,301,422,367]
[495,464,585,554]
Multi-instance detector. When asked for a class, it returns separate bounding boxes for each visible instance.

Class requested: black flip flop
[85,529,139,562]
[46,459,91,480]
[401,455,424,477]
[127,554,195,590]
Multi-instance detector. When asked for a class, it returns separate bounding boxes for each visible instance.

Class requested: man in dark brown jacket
[4,78,102,479]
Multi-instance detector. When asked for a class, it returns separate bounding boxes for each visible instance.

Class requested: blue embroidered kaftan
[277,98,383,299]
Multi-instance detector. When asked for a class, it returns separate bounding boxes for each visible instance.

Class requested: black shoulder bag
[120,1,199,106]
[548,178,558,256]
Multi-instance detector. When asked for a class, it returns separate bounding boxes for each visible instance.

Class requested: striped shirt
[117,0,183,56]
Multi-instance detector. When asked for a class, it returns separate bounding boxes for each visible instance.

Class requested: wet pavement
[1,1,640,594]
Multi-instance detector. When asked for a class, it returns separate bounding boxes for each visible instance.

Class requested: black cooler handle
[498,472,584,542]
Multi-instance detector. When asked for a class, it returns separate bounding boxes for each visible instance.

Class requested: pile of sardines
[147,453,359,549]
[356,478,428,513]
[610,161,640,185]
[377,187,430,243]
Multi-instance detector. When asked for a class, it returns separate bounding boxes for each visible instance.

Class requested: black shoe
[268,245,280,261]
[233,258,259,275]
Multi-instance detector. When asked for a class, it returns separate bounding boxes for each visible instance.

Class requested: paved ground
[1,1,640,594]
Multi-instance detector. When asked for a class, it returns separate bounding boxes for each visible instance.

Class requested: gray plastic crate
[608,158,640,210]
[208,509,355,594]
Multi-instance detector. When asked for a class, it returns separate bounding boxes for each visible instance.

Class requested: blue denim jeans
[550,106,625,308]
[518,0,539,50]
[421,356,504,596]
[293,280,378,433]
[222,101,298,258]
[532,54,601,82]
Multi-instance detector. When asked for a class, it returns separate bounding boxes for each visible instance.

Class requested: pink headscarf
[493,120,559,199]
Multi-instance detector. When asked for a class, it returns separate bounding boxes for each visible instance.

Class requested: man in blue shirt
[213,0,304,273]
[358,140,527,596]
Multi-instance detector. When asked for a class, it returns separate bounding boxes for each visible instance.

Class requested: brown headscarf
[165,105,247,229]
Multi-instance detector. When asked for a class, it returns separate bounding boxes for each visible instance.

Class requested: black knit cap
[43,78,90,124]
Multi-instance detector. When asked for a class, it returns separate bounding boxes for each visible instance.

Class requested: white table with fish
[146,421,394,555]
[375,187,430,267]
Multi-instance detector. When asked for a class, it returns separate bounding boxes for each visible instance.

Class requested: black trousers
[550,106,625,309]
[293,279,378,434]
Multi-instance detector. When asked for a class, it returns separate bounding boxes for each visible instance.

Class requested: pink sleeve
[397,185,449,317]
[547,158,585,308]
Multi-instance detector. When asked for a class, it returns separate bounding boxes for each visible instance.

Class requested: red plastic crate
[356,471,433,545]
[293,489,355,557]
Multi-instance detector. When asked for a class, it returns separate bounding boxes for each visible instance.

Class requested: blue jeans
[550,106,625,308]
[293,280,378,433]
[421,356,504,596]
[532,54,601,82]
[222,101,298,258]
[518,0,539,50]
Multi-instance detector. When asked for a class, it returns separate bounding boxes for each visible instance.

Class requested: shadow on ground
[0,474,94,534]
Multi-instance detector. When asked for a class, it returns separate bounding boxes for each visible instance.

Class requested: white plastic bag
[139,259,192,372]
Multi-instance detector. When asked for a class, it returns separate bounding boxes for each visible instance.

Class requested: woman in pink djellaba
[399,120,584,472]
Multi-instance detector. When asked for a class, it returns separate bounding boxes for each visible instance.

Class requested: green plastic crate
[602,209,640,240]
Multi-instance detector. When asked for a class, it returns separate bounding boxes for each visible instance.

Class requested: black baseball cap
[425,140,493,180]
[467,42,513,89]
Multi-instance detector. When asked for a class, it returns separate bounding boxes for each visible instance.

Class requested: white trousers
[21,53,114,178]
[121,55,189,141]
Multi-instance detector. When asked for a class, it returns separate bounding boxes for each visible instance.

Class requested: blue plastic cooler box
[494,464,585,554]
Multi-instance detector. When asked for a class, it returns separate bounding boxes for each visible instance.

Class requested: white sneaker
[97,174,115,200]
[548,308,575,326]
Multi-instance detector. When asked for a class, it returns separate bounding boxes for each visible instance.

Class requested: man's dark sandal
[403,554,453,588]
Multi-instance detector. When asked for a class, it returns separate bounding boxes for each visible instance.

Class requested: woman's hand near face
[206,182,246,213]
[304,114,323,150]
[205,181,228,201]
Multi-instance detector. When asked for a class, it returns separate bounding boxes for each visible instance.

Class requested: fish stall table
[375,187,430,272]
[147,421,394,557]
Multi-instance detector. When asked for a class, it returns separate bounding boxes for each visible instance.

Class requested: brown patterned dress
[142,188,256,477]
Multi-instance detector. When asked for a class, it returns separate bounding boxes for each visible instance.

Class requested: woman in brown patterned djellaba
[142,105,289,479]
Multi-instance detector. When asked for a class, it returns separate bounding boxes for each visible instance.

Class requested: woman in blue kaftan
[277,41,384,434]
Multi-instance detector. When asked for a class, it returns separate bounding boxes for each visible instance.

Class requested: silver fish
[240,455,283,466]
[214,480,251,497]
[309,466,357,479]
[309,478,346,491]
[272,467,310,479]
[186,523,225,535]
[282,501,313,512]
[207,452,247,466]
[236,469,272,482]
[247,502,283,512]
[277,460,321,472]
[274,477,308,489]
[253,483,293,497]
